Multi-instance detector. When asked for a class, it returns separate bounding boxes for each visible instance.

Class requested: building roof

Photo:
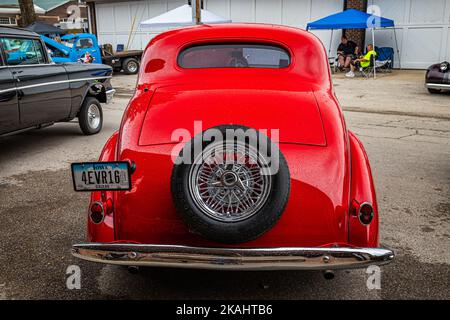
[0,0,71,12]
[25,21,66,34]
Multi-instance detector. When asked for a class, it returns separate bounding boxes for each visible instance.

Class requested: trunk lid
[139,84,326,146]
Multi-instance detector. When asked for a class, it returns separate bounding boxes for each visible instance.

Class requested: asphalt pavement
[0,72,449,299]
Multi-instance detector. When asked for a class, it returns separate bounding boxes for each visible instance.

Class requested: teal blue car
[41,33,142,74]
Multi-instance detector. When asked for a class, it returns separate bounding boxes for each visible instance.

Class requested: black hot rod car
[425,61,450,94]
[0,27,115,136]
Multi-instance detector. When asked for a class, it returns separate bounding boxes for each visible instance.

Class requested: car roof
[148,23,314,46]
[139,23,331,91]
[0,26,40,38]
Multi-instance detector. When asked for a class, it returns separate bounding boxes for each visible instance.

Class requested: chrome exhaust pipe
[127,266,139,274]
[323,270,334,280]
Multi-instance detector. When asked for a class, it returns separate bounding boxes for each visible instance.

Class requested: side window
[0,37,46,66]
[77,38,93,49]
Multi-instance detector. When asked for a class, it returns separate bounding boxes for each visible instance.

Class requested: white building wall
[96,0,450,68]
[95,0,343,57]
[366,0,450,68]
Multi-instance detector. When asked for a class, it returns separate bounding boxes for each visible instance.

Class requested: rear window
[178,43,290,69]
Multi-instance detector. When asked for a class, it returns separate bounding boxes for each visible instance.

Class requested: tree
[18,0,36,27]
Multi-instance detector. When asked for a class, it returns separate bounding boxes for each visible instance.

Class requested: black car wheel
[427,88,441,94]
[171,125,290,244]
[122,58,139,75]
[78,97,103,135]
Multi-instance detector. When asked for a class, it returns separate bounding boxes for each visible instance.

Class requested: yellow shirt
[361,50,375,68]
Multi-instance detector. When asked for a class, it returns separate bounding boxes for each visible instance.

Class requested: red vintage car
[71,24,393,276]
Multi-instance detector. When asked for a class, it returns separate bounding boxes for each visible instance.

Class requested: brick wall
[344,0,368,51]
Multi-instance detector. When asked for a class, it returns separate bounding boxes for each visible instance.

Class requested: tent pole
[372,28,376,79]
[393,28,401,69]
[329,29,333,56]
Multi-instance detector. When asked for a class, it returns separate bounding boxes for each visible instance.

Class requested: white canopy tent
[140,4,231,28]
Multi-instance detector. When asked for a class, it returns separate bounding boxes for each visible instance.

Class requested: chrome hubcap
[188,141,272,222]
[127,61,138,72]
[87,104,100,129]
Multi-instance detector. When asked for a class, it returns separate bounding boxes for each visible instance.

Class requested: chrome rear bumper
[426,83,450,90]
[72,243,394,271]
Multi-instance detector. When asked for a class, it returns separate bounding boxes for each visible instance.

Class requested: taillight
[358,202,374,225]
[105,198,114,215]
[90,202,104,224]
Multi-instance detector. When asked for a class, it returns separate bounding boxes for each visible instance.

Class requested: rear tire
[428,88,441,94]
[122,58,139,75]
[78,97,103,135]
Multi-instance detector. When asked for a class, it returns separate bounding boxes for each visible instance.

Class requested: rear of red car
[71,24,393,271]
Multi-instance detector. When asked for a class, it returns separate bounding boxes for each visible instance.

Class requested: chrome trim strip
[0,76,112,94]
[426,83,450,90]
[72,243,394,271]
[0,63,62,69]
[5,63,55,68]
[0,87,16,94]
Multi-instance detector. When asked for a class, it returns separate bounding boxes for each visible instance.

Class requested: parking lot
[0,71,449,299]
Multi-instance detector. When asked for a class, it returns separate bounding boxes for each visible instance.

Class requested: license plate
[71,162,131,191]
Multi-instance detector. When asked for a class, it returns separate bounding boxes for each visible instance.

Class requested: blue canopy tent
[307,9,401,76]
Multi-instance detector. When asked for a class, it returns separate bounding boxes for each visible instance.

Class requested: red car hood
[138,84,326,146]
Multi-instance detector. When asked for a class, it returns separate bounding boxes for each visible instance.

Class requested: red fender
[348,131,379,247]
[87,131,119,242]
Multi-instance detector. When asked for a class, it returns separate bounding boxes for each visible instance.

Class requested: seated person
[346,44,376,78]
[337,36,359,70]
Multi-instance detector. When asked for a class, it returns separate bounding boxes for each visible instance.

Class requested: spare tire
[171,125,290,244]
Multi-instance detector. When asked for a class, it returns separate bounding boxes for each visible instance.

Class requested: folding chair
[358,52,377,78]
[375,47,394,73]
[116,44,124,52]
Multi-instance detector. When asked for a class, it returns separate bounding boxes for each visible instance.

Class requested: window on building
[1,38,46,66]
[0,17,17,26]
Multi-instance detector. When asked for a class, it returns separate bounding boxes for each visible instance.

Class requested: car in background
[0,27,115,136]
[41,33,143,75]
[71,24,393,277]
[425,61,450,94]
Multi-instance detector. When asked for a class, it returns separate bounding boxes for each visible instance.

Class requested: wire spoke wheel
[188,141,272,222]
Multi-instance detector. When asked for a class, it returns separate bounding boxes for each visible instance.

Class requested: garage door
[366,0,450,69]
[95,0,343,55]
